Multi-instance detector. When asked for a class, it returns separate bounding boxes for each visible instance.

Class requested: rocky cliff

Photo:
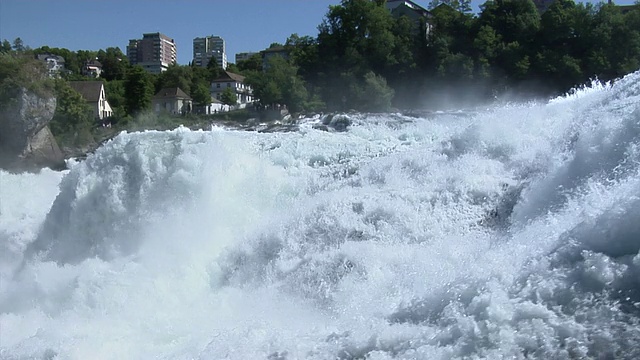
[0,88,65,172]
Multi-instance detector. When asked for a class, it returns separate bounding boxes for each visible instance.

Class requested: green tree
[49,80,95,147]
[236,53,263,73]
[12,38,25,52]
[124,65,154,115]
[206,59,223,80]
[352,71,394,112]
[191,82,211,106]
[155,64,192,94]
[97,47,129,81]
[246,55,309,112]
[105,80,127,120]
[220,86,237,106]
[1,40,11,53]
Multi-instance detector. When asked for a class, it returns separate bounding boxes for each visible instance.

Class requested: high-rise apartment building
[193,35,227,69]
[127,32,177,74]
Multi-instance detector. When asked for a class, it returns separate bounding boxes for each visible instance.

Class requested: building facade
[152,87,192,115]
[235,52,258,64]
[36,54,66,78]
[68,81,113,120]
[193,35,227,69]
[385,0,432,37]
[127,32,177,74]
[210,71,254,108]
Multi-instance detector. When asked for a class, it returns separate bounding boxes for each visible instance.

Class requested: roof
[69,81,104,102]
[37,54,65,63]
[212,70,245,83]
[262,46,286,54]
[153,87,191,99]
[84,59,102,67]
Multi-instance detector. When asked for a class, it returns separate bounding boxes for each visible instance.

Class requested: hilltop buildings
[235,52,258,63]
[126,32,177,74]
[36,54,66,78]
[193,35,227,69]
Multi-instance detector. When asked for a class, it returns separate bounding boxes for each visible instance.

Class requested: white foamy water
[2,71,640,359]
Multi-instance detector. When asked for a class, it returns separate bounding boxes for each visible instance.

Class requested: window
[216,83,220,88]
[227,83,231,88]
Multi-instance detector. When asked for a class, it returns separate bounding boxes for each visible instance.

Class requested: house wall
[153,98,192,114]
[210,80,254,105]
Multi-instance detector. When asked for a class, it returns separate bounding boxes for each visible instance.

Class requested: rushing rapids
[2,71,640,359]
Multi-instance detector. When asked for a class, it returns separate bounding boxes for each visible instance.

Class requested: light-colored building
[37,54,66,78]
[235,52,258,64]
[68,81,113,120]
[193,35,227,69]
[152,87,192,115]
[194,97,226,115]
[127,32,177,74]
[210,71,254,108]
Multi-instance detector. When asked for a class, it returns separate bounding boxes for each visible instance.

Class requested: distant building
[127,32,177,74]
[532,0,554,13]
[235,52,258,64]
[210,70,254,108]
[385,0,432,37]
[82,59,103,78]
[260,46,288,71]
[68,81,113,120]
[152,87,192,115]
[36,54,66,78]
[193,35,227,69]
[616,4,639,14]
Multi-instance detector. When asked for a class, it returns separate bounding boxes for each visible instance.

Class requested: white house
[37,54,66,78]
[152,87,192,115]
[210,70,255,109]
[68,81,113,120]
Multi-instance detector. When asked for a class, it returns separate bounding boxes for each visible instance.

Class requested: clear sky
[0,0,636,65]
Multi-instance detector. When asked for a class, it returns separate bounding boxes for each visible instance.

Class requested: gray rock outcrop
[0,88,64,172]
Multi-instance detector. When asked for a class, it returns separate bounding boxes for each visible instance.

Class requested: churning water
[2,71,640,359]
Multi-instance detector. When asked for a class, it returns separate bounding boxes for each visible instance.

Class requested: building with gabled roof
[152,87,192,115]
[385,0,432,37]
[68,81,113,120]
[82,59,103,78]
[210,70,255,107]
[37,54,66,78]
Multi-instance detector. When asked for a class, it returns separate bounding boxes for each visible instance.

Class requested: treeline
[287,0,640,110]
[2,0,640,119]
[231,0,640,111]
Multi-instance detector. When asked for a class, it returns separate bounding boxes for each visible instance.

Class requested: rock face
[0,88,64,172]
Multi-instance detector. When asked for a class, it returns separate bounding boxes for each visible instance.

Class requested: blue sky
[0,0,636,65]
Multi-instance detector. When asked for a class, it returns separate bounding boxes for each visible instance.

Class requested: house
[616,3,639,14]
[68,81,113,120]
[532,0,554,13]
[194,97,227,115]
[37,54,66,78]
[82,59,103,78]
[152,87,192,115]
[385,0,432,36]
[210,71,255,109]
